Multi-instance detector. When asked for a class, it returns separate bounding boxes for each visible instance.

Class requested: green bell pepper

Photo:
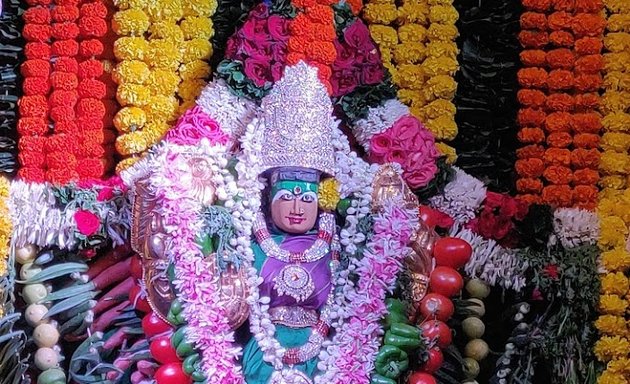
[183,353,200,375]
[384,323,423,351]
[370,373,397,384]
[384,310,408,329]
[375,345,409,379]
[386,298,407,316]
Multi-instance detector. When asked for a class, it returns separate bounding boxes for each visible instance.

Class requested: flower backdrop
[0,0,628,383]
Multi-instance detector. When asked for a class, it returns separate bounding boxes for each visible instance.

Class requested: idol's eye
[281,192,295,201]
[301,193,316,203]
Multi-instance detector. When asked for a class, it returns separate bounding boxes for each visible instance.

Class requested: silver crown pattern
[259,62,336,176]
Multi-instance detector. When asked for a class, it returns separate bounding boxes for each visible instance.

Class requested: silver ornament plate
[273,264,314,303]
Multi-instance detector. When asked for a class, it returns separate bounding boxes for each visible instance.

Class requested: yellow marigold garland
[363,0,459,157]
[595,1,630,382]
[112,0,217,172]
[0,177,12,318]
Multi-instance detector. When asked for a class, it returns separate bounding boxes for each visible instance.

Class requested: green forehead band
[271,181,318,196]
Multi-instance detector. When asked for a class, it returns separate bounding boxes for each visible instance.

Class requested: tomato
[150,335,180,364]
[130,254,143,280]
[142,312,172,337]
[129,285,152,313]
[433,237,472,269]
[408,372,437,384]
[420,347,444,373]
[418,206,440,229]
[420,320,452,348]
[419,293,454,322]
[155,362,191,384]
[429,266,464,297]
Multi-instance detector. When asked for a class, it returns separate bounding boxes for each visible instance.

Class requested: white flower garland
[352,99,410,151]
[452,226,528,291]
[196,78,259,141]
[429,167,487,224]
[8,181,130,249]
[550,208,599,249]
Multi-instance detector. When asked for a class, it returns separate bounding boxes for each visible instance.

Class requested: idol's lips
[286,217,306,224]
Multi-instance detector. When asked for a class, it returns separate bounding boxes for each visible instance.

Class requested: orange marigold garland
[594,0,630,382]
[362,0,460,161]
[516,0,604,210]
[18,0,112,184]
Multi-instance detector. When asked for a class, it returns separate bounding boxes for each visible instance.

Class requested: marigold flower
[147,69,180,95]
[575,54,604,74]
[600,294,629,316]
[604,72,630,92]
[517,144,546,159]
[549,30,575,47]
[318,178,341,211]
[520,49,547,67]
[182,38,212,63]
[571,112,601,133]
[519,108,547,127]
[398,3,429,25]
[421,99,456,119]
[18,117,48,136]
[18,167,46,183]
[544,148,571,166]
[575,36,603,56]
[518,67,548,88]
[600,176,626,190]
[574,73,602,92]
[516,178,544,194]
[52,22,80,40]
[53,57,78,73]
[518,127,546,143]
[573,168,599,184]
[183,0,217,17]
[24,6,51,24]
[25,42,51,60]
[425,115,457,141]
[607,14,630,33]
[545,112,572,132]
[547,132,572,147]
[422,57,458,77]
[116,131,149,156]
[179,60,211,81]
[143,95,178,122]
[19,151,46,168]
[49,90,78,108]
[518,89,547,108]
[547,10,572,30]
[429,5,459,25]
[602,133,630,153]
[600,216,629,250]
[548,69,574,90]
[427,24,458,41]
[180,16,214,40]
[114,37,149,61]
[521,12,548,30]
[78,58,103,79]
[523,0,552,12]
[516,158,545,178]
[397,64,425,90]
[113,9,150,36]
[148,21,184,42]
[573,185,597,209]
[571,148,599,168]
[575,93,600,111]
[546,48,575,69]
[51,5,79,22]
[543,165,573,184]
[542,184,573,207]
[602,273,630,296]
[595,315,628,337]
[363,3,398,24]
[393,43,426,64]
[601,152,630,176]
[117,83,151,107]
[435,142,457,164]
[113,60,150,84]
[604,32,630,53]
[19,95,48,118]
[601,92,630,115]
[398,24,426,44]
[519,30,549,49]
[602,248,630,272]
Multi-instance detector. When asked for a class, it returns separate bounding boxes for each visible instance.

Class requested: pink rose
[330,67,359,97]
[75,210,100,236]
[361,63,384,85]
[365,48,382,64]
[241,17,268,43]
[244,57,273,87]
[96,186,114,201]
[405,163,438,189]
[369,133,393,157]
[242,38,271,60]
[165,106,229,146]
[225,36,239,59]
[392,116,421,142]
[267,15,290,41]
[386,149,406,164]
[343,20,375,52]
[270,43,287,62]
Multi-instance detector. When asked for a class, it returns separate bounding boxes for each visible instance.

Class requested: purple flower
[343,20,375,52]
[165,106,229,146]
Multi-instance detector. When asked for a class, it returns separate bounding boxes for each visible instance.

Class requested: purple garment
[258,234,332,310]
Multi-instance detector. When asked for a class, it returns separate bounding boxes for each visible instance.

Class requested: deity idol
[129,62,422,384]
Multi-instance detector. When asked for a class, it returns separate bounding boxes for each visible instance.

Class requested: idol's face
[270,181,319,234]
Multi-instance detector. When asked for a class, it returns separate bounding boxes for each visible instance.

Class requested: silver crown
[259,62,336,176]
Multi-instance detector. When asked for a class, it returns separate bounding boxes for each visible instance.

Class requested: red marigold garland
[516,0,604,210]
[18,0,113,184]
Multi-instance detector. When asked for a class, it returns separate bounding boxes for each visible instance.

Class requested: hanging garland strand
[0,0,22,177]
[515,0,604,210]
[593,0,630,381]
[113,0,217,173]
[362,0,460,162]
[451,0,522,193]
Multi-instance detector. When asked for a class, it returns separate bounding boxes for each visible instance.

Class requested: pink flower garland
[320,201,417,383]
[153,117,245,382]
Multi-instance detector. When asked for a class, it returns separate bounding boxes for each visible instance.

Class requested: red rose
[361,64,384,85]
[330,68,359,97]
[74,210,100,236]
[334,40,356,69]
[343,20,374,52]
[543,264,559,279]
[244,57,273,87]
[267,15,290,41]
